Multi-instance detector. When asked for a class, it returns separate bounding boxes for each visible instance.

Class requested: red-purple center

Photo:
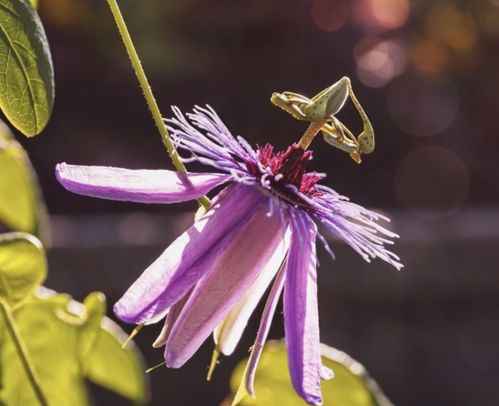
[245,143,322,202]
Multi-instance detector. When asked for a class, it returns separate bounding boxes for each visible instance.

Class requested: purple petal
[164,204,288,368]
[214,225,291,356]
[114,184,266,324]
[56,163,230,203]
[152,288,193,348]
[284,210,322,405]
[246,261,287,395]
[304,188,402,270]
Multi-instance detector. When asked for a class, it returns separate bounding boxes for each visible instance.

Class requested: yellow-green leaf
[0,289,90,405]
[78,291,106,359]
[84,317,149,404]
[229,341,393,406]
[0,287,149,405]
[0,120,49,239]
[0,0,54,136]
[0,232,46,307]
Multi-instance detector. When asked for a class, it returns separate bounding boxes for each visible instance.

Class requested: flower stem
[0,299,49,406]
[105,0,211,210]
[298,119,327,150]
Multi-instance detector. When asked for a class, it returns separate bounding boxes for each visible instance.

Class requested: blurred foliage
[0,0,54,137]
[84,315,148,403]
[0,232,149,405]
[0,120,49,240]
[227,341,392,406]
[1,288,149,405]
[0,232,46,309]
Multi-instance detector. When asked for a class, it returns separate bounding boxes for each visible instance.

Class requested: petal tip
[113,301,141,324]
[55,162,68,181]
[152,337,166,349]
[163,348,184,369]
[293,384,323,406]
[301,392,323,406]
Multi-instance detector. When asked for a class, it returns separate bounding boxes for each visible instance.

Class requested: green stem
[105,0,211,209]
[0,299,49,406]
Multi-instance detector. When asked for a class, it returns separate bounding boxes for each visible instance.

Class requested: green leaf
[0,232,46,307]
[0,288,149,405]
[81,291,149,404]
[84,316,149,404]
[0,0,54,137]
[0,120,49,239]
[0,289,90,405]
[229,341,393,406]
[79,291,106,358]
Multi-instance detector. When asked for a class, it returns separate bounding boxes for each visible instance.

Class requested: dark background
[12,0,499,405]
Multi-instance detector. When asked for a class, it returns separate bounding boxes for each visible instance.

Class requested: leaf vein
[0,12,39,132]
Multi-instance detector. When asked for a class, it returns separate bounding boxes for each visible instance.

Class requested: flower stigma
[245,143,324,209]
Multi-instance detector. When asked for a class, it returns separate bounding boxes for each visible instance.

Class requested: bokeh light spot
[353,0,410,31]
[425,4,477,50]
[411,39,448,73]
[387,72,459,136]
[41,0,90,28]
[312,0,349,32]
[354,37,407,88]
[394,146,469,218]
